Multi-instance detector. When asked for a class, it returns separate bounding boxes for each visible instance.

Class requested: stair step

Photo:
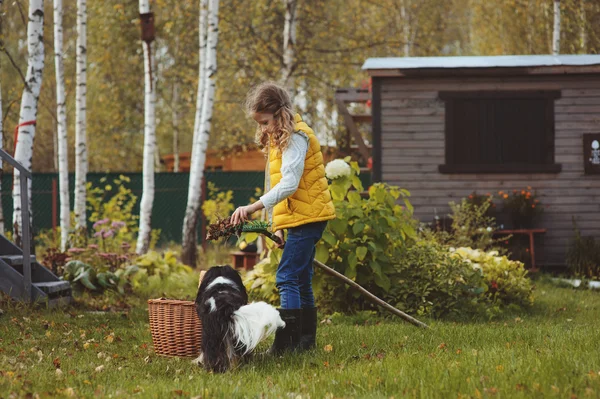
[1,255,37,266]
[33,281,71,294]
[47,296,73,308]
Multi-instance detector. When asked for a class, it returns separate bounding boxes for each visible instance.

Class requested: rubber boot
[269,309,302,355]
[298,307,318,351]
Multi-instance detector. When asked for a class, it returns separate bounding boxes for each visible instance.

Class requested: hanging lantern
[140,12,155,43]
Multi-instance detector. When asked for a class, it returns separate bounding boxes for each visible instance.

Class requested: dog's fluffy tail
[231,302,285,355]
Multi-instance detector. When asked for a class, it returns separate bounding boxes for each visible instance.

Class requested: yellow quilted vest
[268,114,336,231]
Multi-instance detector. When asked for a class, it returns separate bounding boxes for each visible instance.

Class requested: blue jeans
[276,221,327,309]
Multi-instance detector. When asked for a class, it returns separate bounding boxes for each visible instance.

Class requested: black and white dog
[193,265,285,373]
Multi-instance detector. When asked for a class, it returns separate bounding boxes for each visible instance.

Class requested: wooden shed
[363,55,600,267]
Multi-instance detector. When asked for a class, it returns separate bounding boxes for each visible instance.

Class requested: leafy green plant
[426,197,505,252]
[566,219,600,279]
[385,240,488,318]
[128,250,197,298]
[465,191,496,218]
[450,247,534,307]
[244,249,281,305]
[63,260,122,293]
[62,250,197,298]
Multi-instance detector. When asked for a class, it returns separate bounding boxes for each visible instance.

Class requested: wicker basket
[147,271,205,358]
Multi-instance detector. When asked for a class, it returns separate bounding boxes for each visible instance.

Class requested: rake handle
[264,232,429,329]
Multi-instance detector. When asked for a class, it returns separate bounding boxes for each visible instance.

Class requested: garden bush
[450,247,534,308]
[566,220,600,279]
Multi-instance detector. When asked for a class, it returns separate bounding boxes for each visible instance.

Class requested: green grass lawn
[1,280,600,399]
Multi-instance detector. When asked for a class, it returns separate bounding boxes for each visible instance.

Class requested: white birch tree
[0,60,3,237]
[136,0,157,254]
[74,0,88,231]
[552,0,561,55]
[281,0,297,93]
[0,3,4,236]
[12,0,45,246]
[172,81,180,173]
[400,0,410,56]
[181,0,219,266]
[54,0,70,251]
[580,0,587,52]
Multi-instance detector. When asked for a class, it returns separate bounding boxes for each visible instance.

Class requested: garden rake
[206,218,429,329]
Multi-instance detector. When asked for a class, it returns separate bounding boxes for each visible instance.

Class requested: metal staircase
[0,149,72,307]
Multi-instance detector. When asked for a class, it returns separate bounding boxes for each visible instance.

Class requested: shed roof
[362,55,600,77]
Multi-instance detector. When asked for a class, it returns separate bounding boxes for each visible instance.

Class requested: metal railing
[0,148,32,302]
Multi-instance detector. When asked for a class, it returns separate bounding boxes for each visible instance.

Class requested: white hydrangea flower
[325,159,352,180]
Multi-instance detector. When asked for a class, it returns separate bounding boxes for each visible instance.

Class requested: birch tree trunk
[12,0,45,246]
[181,0,219,266]
[552,0,561,55]
[54,0,70,251]
[400,0,410,57]
[580,0,587,52]
[281,0,297,93]
[136,0,157,254]
[0,3,4,236]
[74,0,88,231]
[172,81,180,173]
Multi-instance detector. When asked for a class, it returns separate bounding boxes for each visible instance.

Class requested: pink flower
[103,230,114,239]
[67,247,86,253]
[93,229,104,238]
[111,221,126,229]
[93,218,110,228]
[88,244,99,249]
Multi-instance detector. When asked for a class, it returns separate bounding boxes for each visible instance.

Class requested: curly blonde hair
[245,82,296,153]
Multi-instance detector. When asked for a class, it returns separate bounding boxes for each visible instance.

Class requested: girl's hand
[274,230,285,248]
[231,205,256,226]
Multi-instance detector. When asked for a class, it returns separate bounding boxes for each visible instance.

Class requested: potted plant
[498,187,542,229]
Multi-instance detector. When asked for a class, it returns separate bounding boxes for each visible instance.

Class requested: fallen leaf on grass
[438,343,447,350]
[324,344,333,352]
[53,357,61,369]
[95,365,105,373]
[55,369,63,379]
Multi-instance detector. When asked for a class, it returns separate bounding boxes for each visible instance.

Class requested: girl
[230,82,335,354]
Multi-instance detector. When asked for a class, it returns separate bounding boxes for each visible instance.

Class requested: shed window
[438,91,562,174]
